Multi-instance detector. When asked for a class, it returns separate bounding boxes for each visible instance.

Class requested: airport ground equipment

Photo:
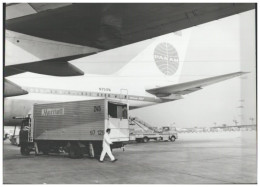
[7,125,20,145]
[159,126,178,142]
[19,99,129,158]
[129,117,178,143]
[3,130,8,141]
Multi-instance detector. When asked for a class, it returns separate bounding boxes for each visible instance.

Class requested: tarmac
[3,131,257,184]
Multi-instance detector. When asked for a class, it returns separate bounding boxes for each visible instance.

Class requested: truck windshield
[108,102,127,119]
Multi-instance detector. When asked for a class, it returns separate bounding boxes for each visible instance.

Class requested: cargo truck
[19,99,129,158]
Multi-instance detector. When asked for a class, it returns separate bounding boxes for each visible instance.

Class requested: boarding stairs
[129,116,159,133]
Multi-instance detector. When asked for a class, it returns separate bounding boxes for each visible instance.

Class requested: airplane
[4,3,255,97]
[4,29,249,126]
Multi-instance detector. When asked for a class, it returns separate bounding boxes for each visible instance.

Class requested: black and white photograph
[2,2,257,184]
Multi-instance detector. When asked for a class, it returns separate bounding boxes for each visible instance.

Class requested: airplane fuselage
[4,74,183,127]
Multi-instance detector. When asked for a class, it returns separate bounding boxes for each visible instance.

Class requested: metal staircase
[129,116,159,133]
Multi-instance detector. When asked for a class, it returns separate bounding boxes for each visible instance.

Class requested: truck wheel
[93,142,102,158]
[42,149,49,155]
[69,143,83,159]
[143,137,149,143]
[20,145,30,156]
[39,143,50,155]
[41,145,49,155]
[69,146,76,158]
[170,136,176,142]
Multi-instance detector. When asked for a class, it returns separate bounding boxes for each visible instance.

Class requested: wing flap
[174,87,202,95]
[7,61,84,77]
[5,53,96,76]
[146,72,248,96]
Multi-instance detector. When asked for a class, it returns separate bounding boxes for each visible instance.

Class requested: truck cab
[160,126,178,141]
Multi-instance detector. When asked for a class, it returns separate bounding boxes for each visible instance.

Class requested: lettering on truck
[41,108,64,116]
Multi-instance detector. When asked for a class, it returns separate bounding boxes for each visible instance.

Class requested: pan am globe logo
[154,42,179,76]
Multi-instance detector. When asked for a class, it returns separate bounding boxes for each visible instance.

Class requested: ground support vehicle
[129,117,178,143]
[159,126,178,142]
[19,99,129,159]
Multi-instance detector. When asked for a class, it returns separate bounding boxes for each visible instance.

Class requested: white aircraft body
[4,31,247,126]
[4,69,246,127]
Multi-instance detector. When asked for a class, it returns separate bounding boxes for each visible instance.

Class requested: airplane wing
[6,3,255,50]
[146,72,247,98]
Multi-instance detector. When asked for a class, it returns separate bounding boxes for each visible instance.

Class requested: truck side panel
[33,100,105,141]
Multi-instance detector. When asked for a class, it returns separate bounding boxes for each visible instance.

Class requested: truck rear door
[105,101,129,142]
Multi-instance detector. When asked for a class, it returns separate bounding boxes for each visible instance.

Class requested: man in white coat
[99,128,117,162]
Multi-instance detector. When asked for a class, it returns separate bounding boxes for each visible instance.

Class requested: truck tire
[69,146,77,158]
[20,145,30,156]
[91,142,103,158]
[41,145,49,155]
[143,137,149,143]
[42,149,49,155]
[170,136,176,142]
[69,142,83,159]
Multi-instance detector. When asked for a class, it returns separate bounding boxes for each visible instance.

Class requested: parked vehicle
[129,117,178,143]
[19,99,129,158]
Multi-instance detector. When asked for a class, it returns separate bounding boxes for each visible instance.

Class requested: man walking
[99,128,117,162]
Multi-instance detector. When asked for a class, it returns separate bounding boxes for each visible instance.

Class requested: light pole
[238,99,245,125]
[249,117,254,125]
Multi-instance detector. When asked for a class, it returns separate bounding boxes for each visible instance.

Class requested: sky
[7,9,256,129]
